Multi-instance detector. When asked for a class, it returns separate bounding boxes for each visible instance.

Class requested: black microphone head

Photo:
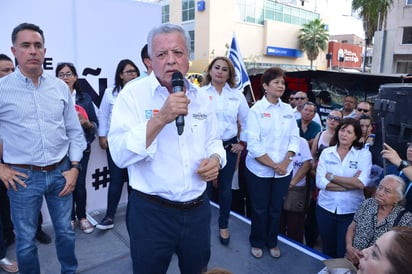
[172,71,184,88]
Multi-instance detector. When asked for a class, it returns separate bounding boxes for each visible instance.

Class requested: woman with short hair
[316,118,372,258]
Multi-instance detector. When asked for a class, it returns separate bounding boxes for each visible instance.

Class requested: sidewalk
[4,203,326,274]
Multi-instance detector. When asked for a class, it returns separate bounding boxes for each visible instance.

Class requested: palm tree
[298,18,329,70]
[352,0,393,46]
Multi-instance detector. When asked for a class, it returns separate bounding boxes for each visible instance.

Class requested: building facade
[372,0,412,74]
[157,0,349,74]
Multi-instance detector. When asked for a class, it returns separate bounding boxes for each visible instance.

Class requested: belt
[223,136,238,149]
[9,156,67,172]
[134,189,204,210]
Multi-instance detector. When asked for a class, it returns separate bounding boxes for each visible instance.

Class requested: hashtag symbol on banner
[92,166,110,190]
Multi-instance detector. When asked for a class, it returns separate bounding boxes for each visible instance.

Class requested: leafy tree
[352,0,393,46]
[298,18,329,69]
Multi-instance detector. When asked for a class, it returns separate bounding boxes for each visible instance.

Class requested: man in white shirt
[108,24,226,274]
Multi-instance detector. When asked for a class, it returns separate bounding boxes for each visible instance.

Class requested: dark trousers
[316,204,354,258]
[105,149,129,220]
[0,183,14,241]
[280,209,306,243]
[304,198,319,247]
[127,190,211,274]
[72,148,90,220]
[231,150,251,218]
[0,214,5,259]
[246,167,291,249]
[207,144,238,229]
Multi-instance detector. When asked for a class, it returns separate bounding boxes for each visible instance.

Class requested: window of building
[162,4,170,23]
[407,0,412,5]
[396,61,412,73]
[188,30,195,53]
[238,0,319,26]
[182,0,195,22]
[402,27,412,44]
[238,0,263,24]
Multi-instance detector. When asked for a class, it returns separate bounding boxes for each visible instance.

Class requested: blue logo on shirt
[349,161,358,169]
[145,110,153,119]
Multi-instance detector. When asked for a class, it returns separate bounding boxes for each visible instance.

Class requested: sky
[300,0,365,38]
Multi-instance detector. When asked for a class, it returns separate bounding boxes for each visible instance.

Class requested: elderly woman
[381,142,412,212]
[358,227,412,274]
[345,175,412,265]
[316,118,372,258]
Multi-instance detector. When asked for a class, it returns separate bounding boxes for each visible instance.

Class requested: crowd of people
[0,21,411,274]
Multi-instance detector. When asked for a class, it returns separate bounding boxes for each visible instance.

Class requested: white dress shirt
[108,73,226,202]
[245,96,300,178]
[316,146,372,214]
[98,87,119,137]
[200,83,249,141]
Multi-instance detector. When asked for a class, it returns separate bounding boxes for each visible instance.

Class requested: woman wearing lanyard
[201,56,249,245]
[56,62,99,234]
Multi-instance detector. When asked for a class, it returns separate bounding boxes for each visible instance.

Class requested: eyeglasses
[58,72,73,79]
[123,69,138,75]
[293,97,307,100]
[327,115,341,122]
[357,108,370,113]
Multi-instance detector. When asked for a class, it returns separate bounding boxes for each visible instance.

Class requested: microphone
[171,71,185,135]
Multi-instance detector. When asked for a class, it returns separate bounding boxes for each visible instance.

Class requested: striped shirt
[0,67,86,165]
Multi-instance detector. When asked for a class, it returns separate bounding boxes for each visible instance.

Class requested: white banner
[0,0,161,223]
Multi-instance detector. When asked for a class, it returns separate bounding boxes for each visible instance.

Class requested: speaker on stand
[371,83,412,171]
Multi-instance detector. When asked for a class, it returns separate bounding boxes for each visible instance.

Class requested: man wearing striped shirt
[0,23,86,274]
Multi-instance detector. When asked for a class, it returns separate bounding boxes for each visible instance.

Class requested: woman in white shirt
[245,67,300,258]
[316,117,372,258]
[201,56,249,245]
[96,59,139,230]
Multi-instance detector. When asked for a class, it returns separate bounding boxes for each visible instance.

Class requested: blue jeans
[207,147,237,229]
[7,159,77,274]
[246,167,291,249]
[127,190,211,274]
[72,148,90,220]
[316,204,354,258]
[104,148,129,219]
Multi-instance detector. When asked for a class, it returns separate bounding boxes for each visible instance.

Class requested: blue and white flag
[227,34,251,92]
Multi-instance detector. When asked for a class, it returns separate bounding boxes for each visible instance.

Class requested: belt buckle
[40,166,49,172]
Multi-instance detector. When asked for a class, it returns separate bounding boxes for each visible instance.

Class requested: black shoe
[219,235,230,245]
[36,230,52,244]
[219,229,230,246]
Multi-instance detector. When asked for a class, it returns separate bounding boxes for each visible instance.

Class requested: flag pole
[227,33,256,104]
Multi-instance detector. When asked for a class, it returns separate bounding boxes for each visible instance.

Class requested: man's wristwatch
[398,160,410,172]
[288,156,294,161]
[71,163,82,171]
[328,174,335,182]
